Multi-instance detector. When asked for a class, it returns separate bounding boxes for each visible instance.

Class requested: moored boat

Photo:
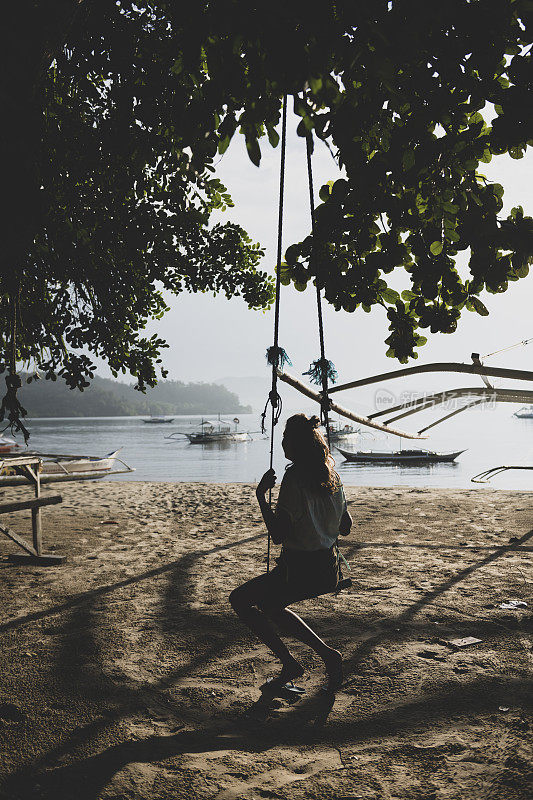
[167,417,252,444]
[336,446,466,464]
[326,421,360,442]
[0,437,20,454]
[514,405,533,419]
[0,449,135,485]
[142,416,175,423]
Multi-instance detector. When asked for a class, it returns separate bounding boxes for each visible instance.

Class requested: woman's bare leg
[230,590,304,683]
[266,607,343,690]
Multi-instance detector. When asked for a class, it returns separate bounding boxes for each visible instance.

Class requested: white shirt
[276,465,347,551]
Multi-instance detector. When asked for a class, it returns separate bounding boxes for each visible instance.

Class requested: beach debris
[446,636,483,649]
[499,600,528,610]
[498,706,510,712]
[100,520,119,525]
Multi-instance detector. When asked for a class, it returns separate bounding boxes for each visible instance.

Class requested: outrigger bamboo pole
[328,363,533,394]
[276,370,426,439]
[379,387,533,424]
[416,398,485,434]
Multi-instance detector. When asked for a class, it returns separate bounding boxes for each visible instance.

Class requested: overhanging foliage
[2,0,533,400]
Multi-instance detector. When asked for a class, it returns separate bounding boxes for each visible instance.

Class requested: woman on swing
[230,413,352,693]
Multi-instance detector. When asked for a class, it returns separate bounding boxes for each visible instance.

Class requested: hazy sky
[98,118,533,403]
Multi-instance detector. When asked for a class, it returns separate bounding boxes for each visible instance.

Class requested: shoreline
[1,481,532,799]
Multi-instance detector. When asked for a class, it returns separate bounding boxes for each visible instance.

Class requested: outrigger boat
[276,350,533,437]
[336,446,465,465]
[326,420,360,442]
[0,449,135,485]
[513,406,533,419]
[166,418,252,444]
[0,437,21,454]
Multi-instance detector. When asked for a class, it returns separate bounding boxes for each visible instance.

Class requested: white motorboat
[0,450,135,485]
[336,446,466,464]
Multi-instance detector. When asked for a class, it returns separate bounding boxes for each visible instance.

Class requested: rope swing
[303,128,336,451]
[261,100,339,571]
[0,289,29,444]
[261,95,288,572]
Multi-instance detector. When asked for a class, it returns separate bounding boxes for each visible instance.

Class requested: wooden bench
[0,456,65,564]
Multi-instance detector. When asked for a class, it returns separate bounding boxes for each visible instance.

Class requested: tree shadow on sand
[1,529,532,800]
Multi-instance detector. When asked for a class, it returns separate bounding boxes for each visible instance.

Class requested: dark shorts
[230,547,339,613]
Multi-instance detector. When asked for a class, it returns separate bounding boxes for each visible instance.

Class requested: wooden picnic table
[0,455,65,564]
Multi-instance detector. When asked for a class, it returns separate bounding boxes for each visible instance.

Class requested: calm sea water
[15,405,533,490]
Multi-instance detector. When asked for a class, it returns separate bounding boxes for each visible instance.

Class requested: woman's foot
[260,658,305,692]
[323,649,343,692]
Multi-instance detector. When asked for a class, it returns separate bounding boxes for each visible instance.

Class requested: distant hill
[9,374,251,417]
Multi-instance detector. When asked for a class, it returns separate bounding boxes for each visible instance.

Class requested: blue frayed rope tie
[303,358,338,386]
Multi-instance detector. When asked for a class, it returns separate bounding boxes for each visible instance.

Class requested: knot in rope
[319,393,333,428]
[0,373,30,444]
[266,345,292,371]
[260,389,282,435]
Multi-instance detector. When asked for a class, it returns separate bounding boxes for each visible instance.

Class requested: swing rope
[263,94,288,573]
[0,289,29,443]
[304,130,334,450]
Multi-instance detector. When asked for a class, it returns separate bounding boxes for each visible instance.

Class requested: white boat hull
[0,450,135,485]
[185,432,250,443]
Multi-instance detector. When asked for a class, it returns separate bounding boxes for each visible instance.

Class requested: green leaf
[309,76,323,93]
[430,241,443,256]
[245,136,261,166]
[469,296,489,316]
[266,124,279,148]
[319,181,334,202]
[442,202,459,213]
[381,288,400,304]
[445,230,460,242]
[402,149,415,170]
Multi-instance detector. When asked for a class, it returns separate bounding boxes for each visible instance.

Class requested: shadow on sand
[1,529,532,800]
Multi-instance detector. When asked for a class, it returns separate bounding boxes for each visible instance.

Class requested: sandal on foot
[260,677,306,694]
[260,664,305,693]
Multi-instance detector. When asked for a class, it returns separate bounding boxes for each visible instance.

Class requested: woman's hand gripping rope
[256,468,277,498]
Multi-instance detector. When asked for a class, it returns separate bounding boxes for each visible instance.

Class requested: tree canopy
[2,0,533,418]
[0,0,274,400]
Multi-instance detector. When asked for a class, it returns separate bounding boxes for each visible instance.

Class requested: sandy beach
[0,480,532,800]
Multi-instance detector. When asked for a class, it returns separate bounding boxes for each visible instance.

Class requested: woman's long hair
[284,414,339,495]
